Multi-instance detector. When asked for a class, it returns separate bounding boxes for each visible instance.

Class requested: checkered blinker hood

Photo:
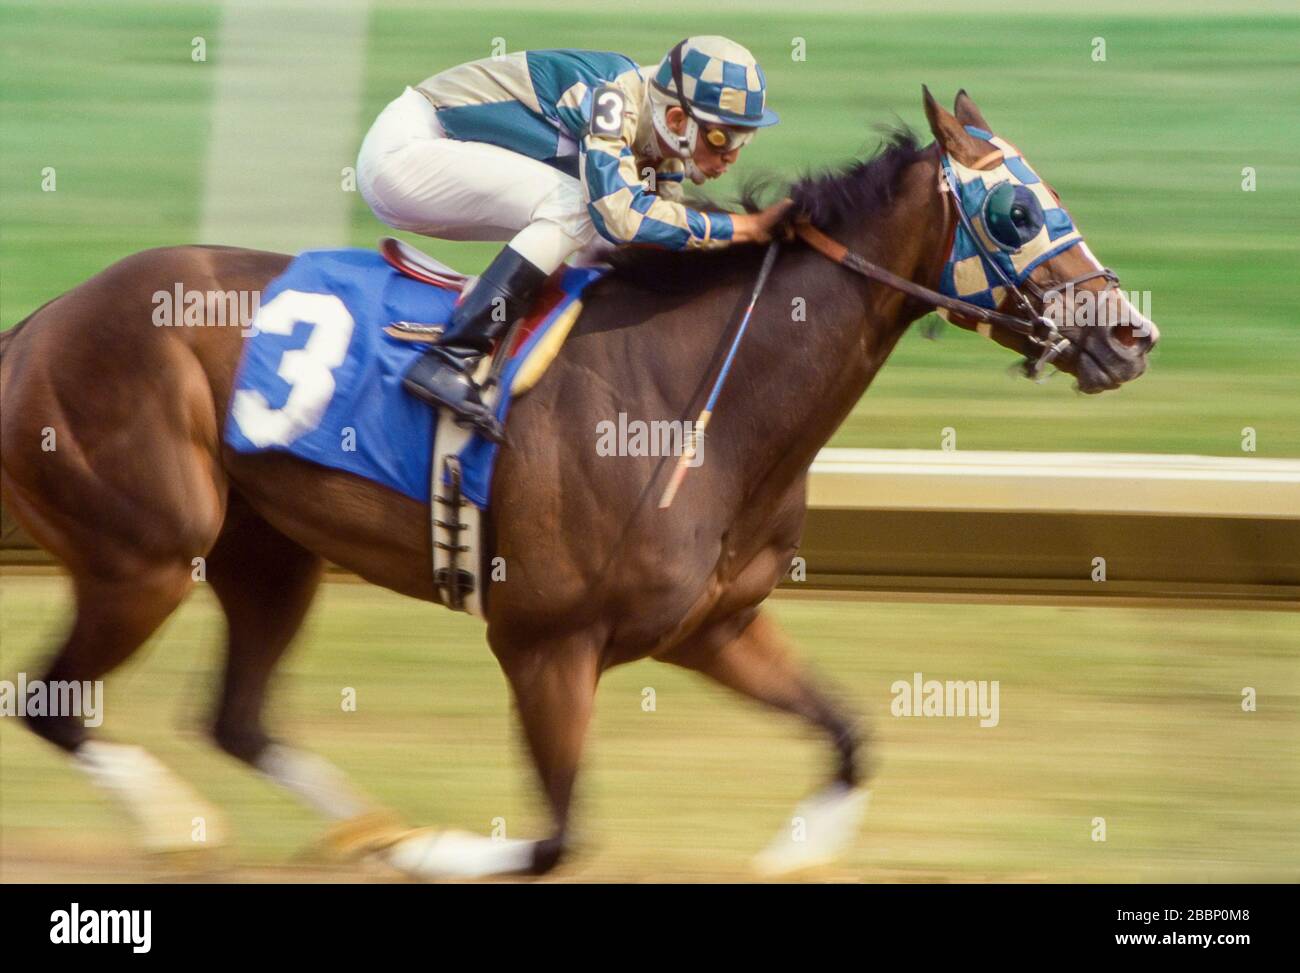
[940,125,1083,310]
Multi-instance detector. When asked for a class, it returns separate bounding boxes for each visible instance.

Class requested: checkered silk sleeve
[579,80,733,251]
[654,165,686,202]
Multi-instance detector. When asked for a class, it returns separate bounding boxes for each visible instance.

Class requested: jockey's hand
[731,198,794,245]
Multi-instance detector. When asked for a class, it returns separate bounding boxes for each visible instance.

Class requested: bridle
[794,146,1121,380]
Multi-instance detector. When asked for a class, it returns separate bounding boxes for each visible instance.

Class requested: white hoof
[752,784,869,877]
[381,829,536,880]
[75,742,227,853]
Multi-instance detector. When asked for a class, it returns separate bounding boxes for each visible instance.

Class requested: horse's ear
[922,84,984,165]
[953,89,992,133]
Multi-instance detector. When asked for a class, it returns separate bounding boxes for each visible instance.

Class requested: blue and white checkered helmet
[647,36,777,182]
[651,35,779,128]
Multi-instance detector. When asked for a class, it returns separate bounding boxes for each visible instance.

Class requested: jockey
[357,37,789,442]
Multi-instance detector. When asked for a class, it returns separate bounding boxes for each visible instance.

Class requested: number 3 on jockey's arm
[589,84,626,138]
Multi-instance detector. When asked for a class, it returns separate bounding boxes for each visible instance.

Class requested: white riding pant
[357,87,605,273]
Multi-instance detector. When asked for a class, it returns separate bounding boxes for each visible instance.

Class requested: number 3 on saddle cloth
[225,247,600,510]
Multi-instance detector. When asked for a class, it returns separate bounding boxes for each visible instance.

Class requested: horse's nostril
[1124,310,1159,352]
[1132,324,1158,354]
[1102,323,1150,359]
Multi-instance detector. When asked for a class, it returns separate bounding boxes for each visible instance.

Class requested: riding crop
[658,239,781,509]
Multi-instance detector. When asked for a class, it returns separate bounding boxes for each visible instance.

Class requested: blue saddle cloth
[224,248,599,507]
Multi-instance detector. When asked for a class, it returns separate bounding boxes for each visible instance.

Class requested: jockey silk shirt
[415,48,734,251]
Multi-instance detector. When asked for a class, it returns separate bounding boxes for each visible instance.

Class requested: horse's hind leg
[655,608,870,875]
[203,495,402,855]
[4,311,233,856]
[23,565,230,854]
[24,569,190,751]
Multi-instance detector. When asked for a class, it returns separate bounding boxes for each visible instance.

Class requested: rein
[795,222,1054,337]
[792,153,1120,380]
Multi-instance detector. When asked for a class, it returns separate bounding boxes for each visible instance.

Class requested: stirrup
[402,355,506,444]
[452,403,507,445]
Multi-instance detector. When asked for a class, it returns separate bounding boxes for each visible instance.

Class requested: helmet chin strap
[670,116,710,185]
[650,94,707,183]
[684,161,710,185]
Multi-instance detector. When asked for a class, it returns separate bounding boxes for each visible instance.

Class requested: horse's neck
[731,157,949,503]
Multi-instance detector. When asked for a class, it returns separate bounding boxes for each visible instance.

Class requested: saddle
[380,237,469,292]
[378,237,466,343]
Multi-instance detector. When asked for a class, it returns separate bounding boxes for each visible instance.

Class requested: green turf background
[2,1,1296,454]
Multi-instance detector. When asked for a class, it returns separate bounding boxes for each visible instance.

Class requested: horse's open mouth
[1073,343,1124,393]
[1071,323,1153,393]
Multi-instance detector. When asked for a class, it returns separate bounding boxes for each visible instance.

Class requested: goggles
[699,124,756,153]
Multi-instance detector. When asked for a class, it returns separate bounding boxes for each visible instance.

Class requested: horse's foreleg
[656,607,870,875]
[375,634,600,880]
[659,609,865,784]
[496,635,601,873]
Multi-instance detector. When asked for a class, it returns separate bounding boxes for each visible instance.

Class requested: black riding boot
[402,245,548,443]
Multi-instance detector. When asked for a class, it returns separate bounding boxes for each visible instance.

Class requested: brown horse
[0,90,1156,878]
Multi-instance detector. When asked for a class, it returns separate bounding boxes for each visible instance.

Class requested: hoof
[529,836,566,875]
[752,784,870,877]
[316,809,409,860]
[381,828,538,881]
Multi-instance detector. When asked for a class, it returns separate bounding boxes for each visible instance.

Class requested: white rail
[808,449,1300,520]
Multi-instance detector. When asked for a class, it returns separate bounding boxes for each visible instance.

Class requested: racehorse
[0,90,1157,878]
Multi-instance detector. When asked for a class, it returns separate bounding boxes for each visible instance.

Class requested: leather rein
[792,148,1120,379]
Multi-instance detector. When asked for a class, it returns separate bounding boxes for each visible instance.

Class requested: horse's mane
[604,128,926,291]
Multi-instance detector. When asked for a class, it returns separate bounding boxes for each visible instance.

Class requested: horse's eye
[983,182,1045,250]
